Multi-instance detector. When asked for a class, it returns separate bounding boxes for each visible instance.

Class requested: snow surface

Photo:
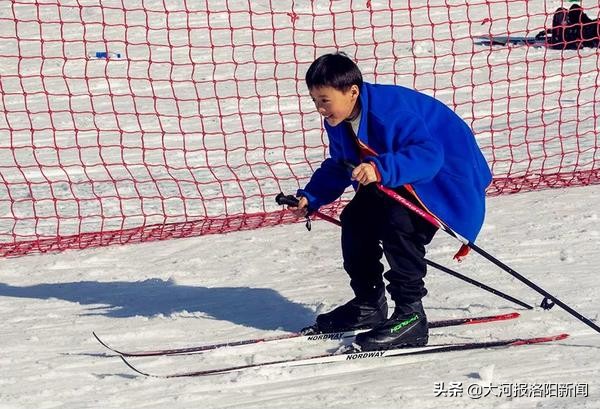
[0,184,599,408]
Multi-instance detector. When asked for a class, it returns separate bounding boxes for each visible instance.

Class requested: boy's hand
[289,196,309,217]
[351,162,380,185]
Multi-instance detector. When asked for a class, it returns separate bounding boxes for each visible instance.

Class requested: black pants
[339,184,438,305]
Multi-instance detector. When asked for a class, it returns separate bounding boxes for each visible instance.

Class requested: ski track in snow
[0,185,598,408]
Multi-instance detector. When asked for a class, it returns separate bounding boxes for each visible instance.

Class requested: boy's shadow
[0,279,315,331]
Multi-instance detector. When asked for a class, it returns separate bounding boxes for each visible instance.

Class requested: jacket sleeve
[365,113,444,188]
[297,157,351,211]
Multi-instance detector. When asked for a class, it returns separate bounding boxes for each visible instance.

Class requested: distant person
[536,4,600,49]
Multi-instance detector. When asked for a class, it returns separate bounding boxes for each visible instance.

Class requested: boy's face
[309,85,360,127]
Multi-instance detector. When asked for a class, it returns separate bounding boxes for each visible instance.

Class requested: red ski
[94,312,520,357]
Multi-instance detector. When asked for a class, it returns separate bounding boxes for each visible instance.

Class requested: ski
[473,35,546,47]
[94,312,520,357]
[120,333,569,378]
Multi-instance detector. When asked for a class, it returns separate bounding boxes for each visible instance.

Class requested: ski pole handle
[276,192,342,229]
[276,192,314,230]
[275,192,300,207]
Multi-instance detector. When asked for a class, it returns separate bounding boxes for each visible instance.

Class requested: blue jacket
[298,82,492,242]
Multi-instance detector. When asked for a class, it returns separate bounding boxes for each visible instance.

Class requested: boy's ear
[350,84,360,99]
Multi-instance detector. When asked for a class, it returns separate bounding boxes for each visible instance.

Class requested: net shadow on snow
[0,279,315,331]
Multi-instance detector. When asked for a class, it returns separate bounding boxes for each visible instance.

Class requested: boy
[291,52,492,351]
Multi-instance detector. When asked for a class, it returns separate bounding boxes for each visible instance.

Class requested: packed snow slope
[0,184,599,409]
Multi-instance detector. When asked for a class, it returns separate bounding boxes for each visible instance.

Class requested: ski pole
[275,192,533,310]
[373,181,600,335]
[425,259,533,310]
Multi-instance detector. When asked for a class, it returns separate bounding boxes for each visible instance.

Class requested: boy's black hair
[305,52,363,91]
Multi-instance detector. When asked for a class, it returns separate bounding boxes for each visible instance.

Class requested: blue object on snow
[87,51,122,59]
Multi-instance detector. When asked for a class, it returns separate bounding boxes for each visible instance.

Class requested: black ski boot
[302,291,388,334]
[353,300,428,351]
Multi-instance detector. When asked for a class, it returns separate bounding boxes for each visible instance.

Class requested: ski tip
[92,331,111,349]
[464,312,521,325]
[92,331,125,355]
[538,333,569,342]
[512,333,569,346]
[120,355,153,377]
